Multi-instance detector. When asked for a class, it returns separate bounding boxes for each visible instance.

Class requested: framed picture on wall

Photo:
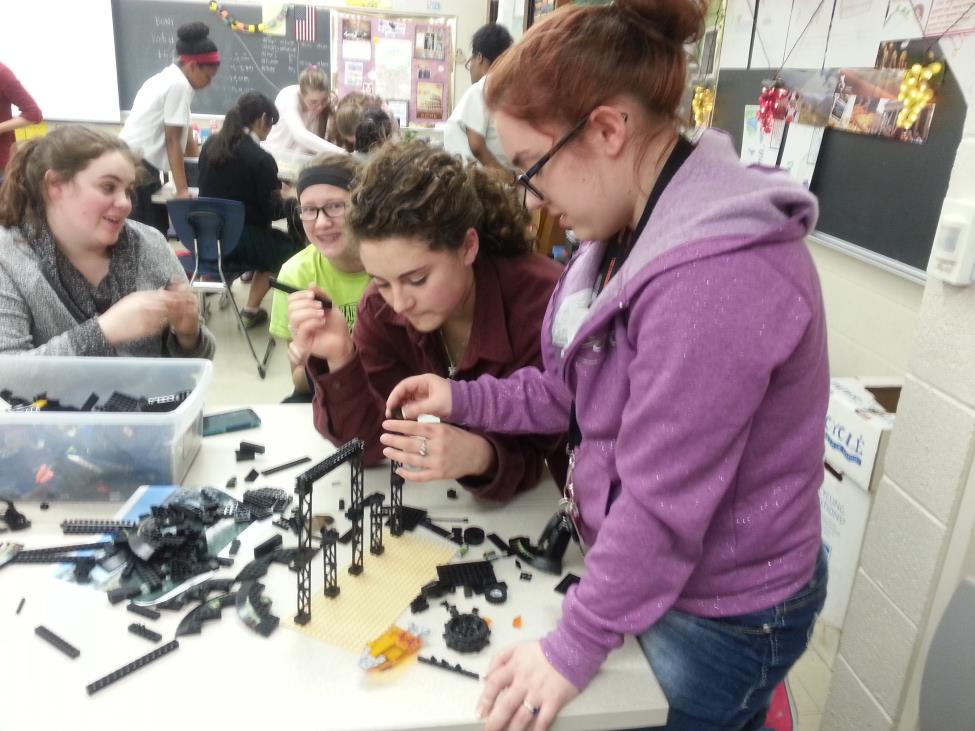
[387,99,409,128]
[415,81,444,119]
[414,25,446,60]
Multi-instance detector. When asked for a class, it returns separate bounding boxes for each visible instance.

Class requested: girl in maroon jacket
[287,141,566,502]
[0,62,43,172]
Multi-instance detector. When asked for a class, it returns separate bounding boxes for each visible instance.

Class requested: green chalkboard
[113,0,331,116]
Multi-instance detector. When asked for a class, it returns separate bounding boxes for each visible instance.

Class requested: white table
[0,405,667,730]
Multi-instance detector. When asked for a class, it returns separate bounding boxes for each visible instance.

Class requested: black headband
[297,166,355,198]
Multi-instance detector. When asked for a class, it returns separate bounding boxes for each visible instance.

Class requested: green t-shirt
[269,245,371,339]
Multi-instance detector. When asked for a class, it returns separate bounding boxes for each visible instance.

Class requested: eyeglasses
[515,111,627,202]
[298,201,348,221]
[515,115,590,202]
[464,53,480,71]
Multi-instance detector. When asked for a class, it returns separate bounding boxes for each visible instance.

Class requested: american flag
[295,6,316,43]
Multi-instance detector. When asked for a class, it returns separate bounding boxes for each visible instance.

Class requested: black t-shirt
[198,135,290,229]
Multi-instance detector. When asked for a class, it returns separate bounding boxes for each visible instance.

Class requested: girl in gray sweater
[0,125,213,358]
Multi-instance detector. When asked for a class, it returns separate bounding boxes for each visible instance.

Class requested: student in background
[444,23,514,177]
[287,142,566,502]
[0,62,43,175]
[263,66,345,158]
[269,154,370,400]
[352,108,393,163]
[387,1,828,728]
[120,22,220,234]
[198,92,301,329]
[0,126,214,358]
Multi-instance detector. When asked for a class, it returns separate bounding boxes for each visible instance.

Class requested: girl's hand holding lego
[477,641,578,731]
[98,290,175,346]
[287,284,353,370]
[385,373,452,420]
[379,419,497,482]
[164,280,202,348]
[287,340,308,369]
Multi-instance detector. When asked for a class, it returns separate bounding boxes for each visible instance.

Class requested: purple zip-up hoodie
[449,130,829,690]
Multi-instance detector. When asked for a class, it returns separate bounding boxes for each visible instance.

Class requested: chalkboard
[711,66,967,272]
[113,0,331,116]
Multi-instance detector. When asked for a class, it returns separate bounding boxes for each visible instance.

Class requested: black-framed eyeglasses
[297,201,347,221]
[515,115,589,202]
[515,111,628,202]
[464,52,480,71]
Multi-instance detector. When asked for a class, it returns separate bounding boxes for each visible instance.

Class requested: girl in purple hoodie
[385,2,829,729]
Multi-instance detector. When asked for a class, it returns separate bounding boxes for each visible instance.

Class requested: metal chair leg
[223,285,276,379]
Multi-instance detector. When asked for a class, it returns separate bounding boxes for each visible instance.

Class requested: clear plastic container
[0,357,212,501]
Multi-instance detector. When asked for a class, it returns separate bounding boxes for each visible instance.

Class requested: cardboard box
[823,378,899,493]
[0,357,211,502]
[814,378,901,665]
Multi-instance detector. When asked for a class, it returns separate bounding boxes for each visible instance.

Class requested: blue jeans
[637,550,827,731]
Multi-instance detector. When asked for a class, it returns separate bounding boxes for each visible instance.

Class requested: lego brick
[128,623,162,643]
[35,625,80,659]
[86,640,179,695]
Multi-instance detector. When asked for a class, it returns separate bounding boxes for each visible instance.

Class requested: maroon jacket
[0,63,42,171]
[308,253,567,502]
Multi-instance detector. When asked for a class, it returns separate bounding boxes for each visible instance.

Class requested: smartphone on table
[202,408,261,436]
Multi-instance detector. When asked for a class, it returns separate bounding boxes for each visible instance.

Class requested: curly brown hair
[346,141,532,257]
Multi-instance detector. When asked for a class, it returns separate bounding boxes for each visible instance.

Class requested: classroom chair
[166,197,275,379]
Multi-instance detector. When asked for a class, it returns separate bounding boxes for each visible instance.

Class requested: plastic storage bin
[0,357,212,501]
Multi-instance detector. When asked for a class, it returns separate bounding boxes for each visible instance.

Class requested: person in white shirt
[444,23,514,177]
[120,23,219,233]
[263,66,345,162]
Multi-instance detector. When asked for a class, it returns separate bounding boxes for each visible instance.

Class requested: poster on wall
[377,19,408,37]
[414,25,446,60]
[375,38,413,103]
[415,81,445,119]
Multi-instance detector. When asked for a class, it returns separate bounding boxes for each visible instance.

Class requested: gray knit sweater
[0,219,215,358]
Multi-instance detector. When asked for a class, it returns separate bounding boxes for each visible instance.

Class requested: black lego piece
[463,527,485,546]
[244,468,260,483]
[446,488,458,500]
[216,556,234,567]
[487,533,512,556]
[337,528,353,544]
[508,511,576,575]
[62,519,136,534]
[436,560,497,594]
[261,456,312,476]
[410,594,429,613]
[226,476,237,489]
[35,625,80,659]
[1,500,30,531]
[418,654,480,680]
[443,607,490,653]
[236,581,280,637]
[554,573,582,595]
[127,603,161,621]
[128,623,162,643]
[101,391,140,412]
[420,519,463,545]
[239,441,265,454]
[485,581,508,604]
[254,534,283,559]
[175,594,234,637]
[229,539,241,556]
[86,640,179,695]
[235,450,255,462]
[139,391,190,412]
[338,499,346,511]
[81,393,99,411]
[40,502,49,511]
[519,571,533,581]
[108,585,142,605]
[16,597,25,614]
[421,579,451,600]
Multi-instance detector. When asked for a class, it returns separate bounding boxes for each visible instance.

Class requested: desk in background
[0,404,666,731]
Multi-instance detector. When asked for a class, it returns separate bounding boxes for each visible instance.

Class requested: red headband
[179,52,221,65]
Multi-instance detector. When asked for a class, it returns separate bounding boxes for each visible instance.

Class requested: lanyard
[563,136,695,525]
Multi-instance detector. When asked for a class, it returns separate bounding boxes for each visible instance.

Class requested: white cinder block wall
[821,129,975,729]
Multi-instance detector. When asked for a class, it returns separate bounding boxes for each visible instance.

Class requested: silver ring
[417,436,428,458]
[522,700,539,717]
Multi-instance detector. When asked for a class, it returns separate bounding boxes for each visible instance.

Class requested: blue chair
[166,197,275,378]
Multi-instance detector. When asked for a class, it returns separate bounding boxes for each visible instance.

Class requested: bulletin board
[334,12,454,126]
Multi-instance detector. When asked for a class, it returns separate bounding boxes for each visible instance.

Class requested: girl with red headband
[120,22,220,233]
